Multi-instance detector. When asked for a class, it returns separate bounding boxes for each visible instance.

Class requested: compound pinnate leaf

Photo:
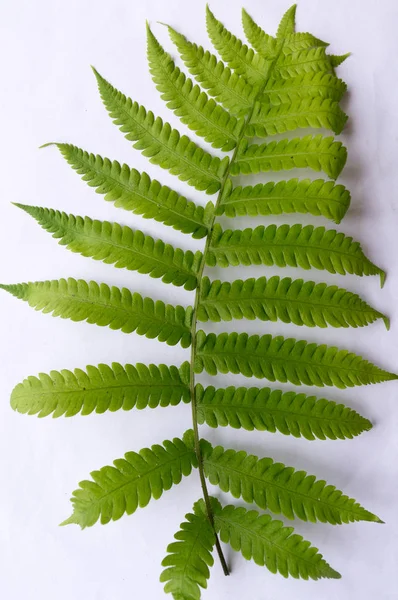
[3,4,396,596]
[160,499,216,599]
[16,204,201,291]
[62,433,197,528]
[195,384,372,441]
[49,143,213,239]
[214,503,341,580]
[11,362,191,418]
[194,331,397,388]
[93,68,229,194]
[202,442,381,524]
[197,276,388,329]
[0,279,192,347]
[207,223,385,285]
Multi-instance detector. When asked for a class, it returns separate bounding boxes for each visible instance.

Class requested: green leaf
[232,135,347,180]
[330,53,351,67]
[11,362,191,418]
[147,26,243,151]
[168,25,257,116]
[160,499,216,599]
[213,503,341,580]
[62,432,197,528]
[276,5,297,39]
[197,276,388,329]
[49,143,213,239]
[217,178,350,223]
[194,330,397,388]
[16,204,201,291]
[241,9,278,58]
[202,442,381,524]
[261,72,347,105]
[93,68,229,194]
[282,32,329,54]
[207,223,385,284]
[0,279,192,347]
[206,6,270,86]
[247,97,348,137]
[275,47,332,79]
[195,383,372,440]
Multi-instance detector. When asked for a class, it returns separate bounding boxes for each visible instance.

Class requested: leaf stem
[188,46,285,576]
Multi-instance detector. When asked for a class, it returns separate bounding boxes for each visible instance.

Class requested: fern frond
[201,442,381,524]
[11,362,191,418]
[168,26,257,116]
[261,72,347,105]
[93,69,229,194]
[232,135,347,180]
[16,204,201,291]
[197,276,388,329]
[160,499,215,599]
[213,503,341,580]
[247,97,348,137]
[241,9,278,58]
[62,431,197,528]
[147,26,243,151]
[0,279,192,347]
[276,5,297,39]
[275,47,332,79]
[194,331,397,388]
[50,143,213,239]
[217,178,350,223]
[195,384,372,440]
[207,223,385,284]
[206,6,270,86]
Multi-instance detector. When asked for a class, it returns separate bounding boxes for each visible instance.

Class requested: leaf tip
[327,567,342,580]
[39,142,56,149]
[382,314,390,331]
[59,514,78,527]
[12,202,35,216]
[380,270,386,288]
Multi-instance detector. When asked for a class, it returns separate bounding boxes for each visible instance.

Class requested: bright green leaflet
[1,5,396,599]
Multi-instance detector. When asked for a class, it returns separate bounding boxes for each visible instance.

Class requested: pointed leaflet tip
[39,142,57,149]
[380,270,386,288]
[382,315,390,331]
[326,567,342,580]
[11,202,36,215]
[0,283,26,299]
[91,65,100,78]
[276,4,297,38]
[59,514,79,527]
[331,53,351,67]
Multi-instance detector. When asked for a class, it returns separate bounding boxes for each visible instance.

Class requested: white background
[0,0,397,598]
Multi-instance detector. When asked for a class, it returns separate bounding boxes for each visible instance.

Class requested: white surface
[0,0,397,598]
